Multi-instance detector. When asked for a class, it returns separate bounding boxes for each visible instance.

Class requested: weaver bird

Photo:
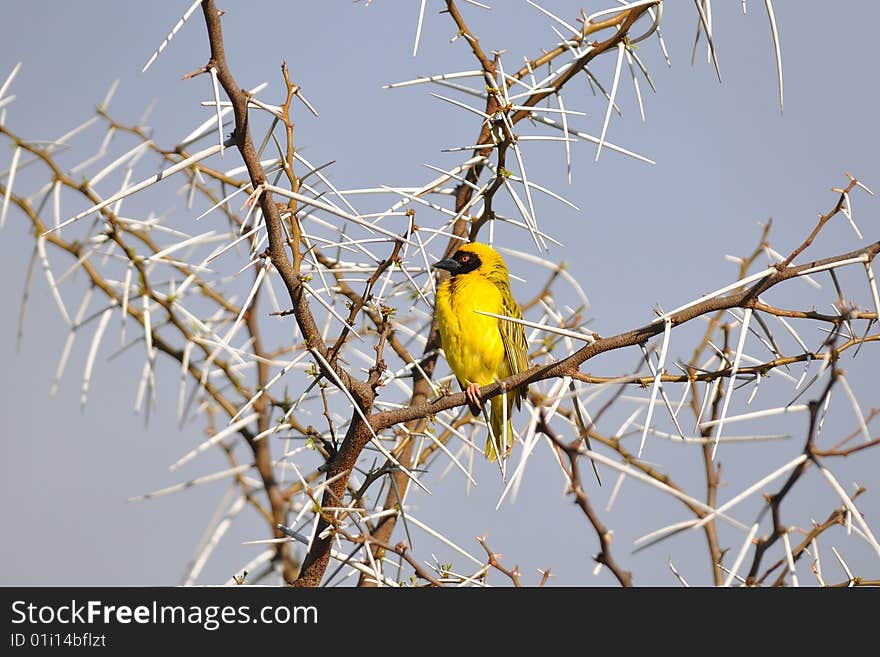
[433,242,529,461]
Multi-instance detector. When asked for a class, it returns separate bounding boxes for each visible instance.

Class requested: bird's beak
[432,257,462,274]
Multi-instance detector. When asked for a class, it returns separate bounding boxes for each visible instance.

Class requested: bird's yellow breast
[435,272,510,388]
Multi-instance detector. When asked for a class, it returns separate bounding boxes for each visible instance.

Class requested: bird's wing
[497,282,529,407]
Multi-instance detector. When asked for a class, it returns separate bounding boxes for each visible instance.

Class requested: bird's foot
[465,383,483,416]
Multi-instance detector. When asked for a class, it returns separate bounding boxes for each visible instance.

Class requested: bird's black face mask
[432,250,481,276]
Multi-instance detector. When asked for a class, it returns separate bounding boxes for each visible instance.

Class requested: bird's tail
[486,394,515,462]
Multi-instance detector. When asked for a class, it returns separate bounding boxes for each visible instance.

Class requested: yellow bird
[433,242,529,461]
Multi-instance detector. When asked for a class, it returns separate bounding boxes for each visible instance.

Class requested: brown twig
[744,342,840,585]
[782,177,860,268]
[758,489,865,586]
[813,437,880,458]
[476,536,522,587]
[538,413,632,587]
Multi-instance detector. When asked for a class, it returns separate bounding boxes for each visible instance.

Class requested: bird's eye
[459,254,470,262]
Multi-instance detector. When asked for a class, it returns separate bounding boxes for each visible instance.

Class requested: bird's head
[432,242,508,279]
